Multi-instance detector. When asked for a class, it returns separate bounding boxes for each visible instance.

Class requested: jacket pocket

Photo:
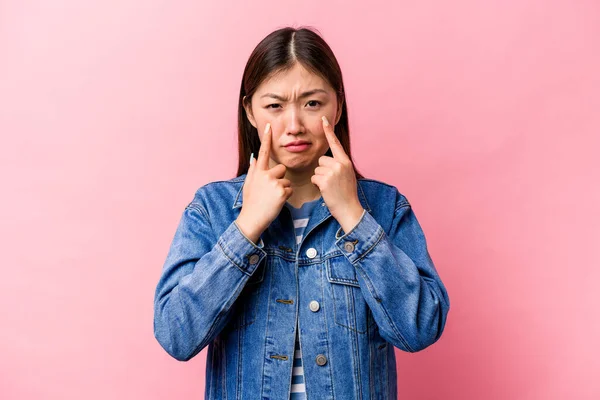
[231,258,266,329]
[326,255,375,334]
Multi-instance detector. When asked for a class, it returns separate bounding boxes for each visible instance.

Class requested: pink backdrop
[1,0,598,399]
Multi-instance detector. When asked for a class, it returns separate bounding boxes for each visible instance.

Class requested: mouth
[284,140,311,147]
[284,142,311,152]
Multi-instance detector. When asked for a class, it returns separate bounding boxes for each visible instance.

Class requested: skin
[243,63,341,207]
[242,62,364,238]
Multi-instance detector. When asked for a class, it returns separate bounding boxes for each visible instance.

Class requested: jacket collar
[232,173,371,213]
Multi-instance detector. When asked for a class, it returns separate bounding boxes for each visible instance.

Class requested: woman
[153,26,450,400]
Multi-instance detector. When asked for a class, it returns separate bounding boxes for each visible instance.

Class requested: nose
[284,107,304,135]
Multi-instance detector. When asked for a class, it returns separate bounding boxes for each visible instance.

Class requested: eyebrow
[260,89,328,101]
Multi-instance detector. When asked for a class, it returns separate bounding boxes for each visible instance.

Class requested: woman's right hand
[235,122,293,243]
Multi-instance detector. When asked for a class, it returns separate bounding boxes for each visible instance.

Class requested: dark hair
[235,26,365,179]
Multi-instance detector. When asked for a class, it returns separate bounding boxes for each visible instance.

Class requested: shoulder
[357,177,410,209]
[187,174,246,211]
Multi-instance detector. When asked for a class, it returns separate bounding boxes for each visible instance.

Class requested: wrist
[235,214,263,245]
[335,202,365,235]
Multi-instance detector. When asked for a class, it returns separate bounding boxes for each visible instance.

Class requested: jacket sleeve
[153,198,267,361]
[334,192,450,353]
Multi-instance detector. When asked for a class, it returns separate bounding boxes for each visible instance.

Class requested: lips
[284,140,310,147]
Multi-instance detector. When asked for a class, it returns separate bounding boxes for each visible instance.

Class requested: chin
[282,157,316,170]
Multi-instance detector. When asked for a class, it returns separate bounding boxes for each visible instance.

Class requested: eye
[266,103,281,109]
[306,100,321,108]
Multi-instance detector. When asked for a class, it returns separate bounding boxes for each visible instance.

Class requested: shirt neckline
[285,197,322,211]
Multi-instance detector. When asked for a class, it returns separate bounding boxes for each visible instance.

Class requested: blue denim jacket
[153,173,450,399]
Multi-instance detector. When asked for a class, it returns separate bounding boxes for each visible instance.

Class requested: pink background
[1,0,599,399]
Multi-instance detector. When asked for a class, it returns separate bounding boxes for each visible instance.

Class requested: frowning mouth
[284,142,311,152]
[284,140,311,147]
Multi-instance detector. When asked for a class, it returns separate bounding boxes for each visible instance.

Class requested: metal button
[343,241,355,252]
[309,300,320,312]
[249,254,259,264]
[306,248,317,259]
[316,354,327,366]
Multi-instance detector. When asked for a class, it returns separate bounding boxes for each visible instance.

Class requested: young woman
[153,26,450,400]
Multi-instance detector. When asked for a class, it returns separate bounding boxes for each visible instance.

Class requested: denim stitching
[320,256,336,399]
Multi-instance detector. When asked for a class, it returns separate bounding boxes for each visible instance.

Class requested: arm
[334,192,450,352]
[153,199,267,361]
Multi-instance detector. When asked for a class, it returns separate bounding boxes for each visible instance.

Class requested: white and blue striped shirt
[285,198,322,400]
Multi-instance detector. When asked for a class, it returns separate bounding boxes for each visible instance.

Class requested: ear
[243,95,257,128]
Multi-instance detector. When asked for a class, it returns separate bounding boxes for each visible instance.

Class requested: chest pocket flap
[326,255,359,287]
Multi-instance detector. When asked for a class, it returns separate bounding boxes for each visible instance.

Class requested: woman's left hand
[311,116,365,235]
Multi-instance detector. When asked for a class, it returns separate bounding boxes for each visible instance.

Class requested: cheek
[252,107,275,131]
[257,122,283,145]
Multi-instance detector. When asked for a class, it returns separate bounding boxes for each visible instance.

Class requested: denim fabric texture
[153,173,451,400]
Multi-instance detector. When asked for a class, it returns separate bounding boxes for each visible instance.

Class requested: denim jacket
[153,173,450,400]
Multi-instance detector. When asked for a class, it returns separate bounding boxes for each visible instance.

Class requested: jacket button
[309,300,320,312]
[315,354,327,366]
[306,248,317,259]
[249,254,259,264]
[343,241,355,252]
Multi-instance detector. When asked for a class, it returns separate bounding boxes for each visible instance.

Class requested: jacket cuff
[334,209,384,264]
[217,220,267,275]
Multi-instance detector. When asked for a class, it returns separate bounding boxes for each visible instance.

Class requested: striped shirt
[285,198,322,400]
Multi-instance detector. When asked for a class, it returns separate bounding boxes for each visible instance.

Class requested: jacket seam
[186,202,209,218]
[394,203,410,213]
[186,202,216,238]
[320,255,336,398]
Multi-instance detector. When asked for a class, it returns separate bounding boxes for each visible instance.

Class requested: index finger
[256,122,272,170]
[322,116,347,160]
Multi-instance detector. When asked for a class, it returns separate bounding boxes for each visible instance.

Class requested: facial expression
[244,62,341,172]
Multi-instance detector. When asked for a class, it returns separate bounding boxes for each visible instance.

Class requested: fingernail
[322,116,329,126]
[250,152,254,165]
[264,122,270,134]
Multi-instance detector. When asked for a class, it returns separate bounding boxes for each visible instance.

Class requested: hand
[311,116,364,235]
[236,123,293,243]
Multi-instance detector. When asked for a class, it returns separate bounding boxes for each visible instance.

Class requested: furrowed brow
[260,89,327,101]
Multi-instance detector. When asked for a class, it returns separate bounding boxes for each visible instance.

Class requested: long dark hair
[235,26,365,180]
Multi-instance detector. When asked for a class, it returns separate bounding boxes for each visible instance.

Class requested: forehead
[256,63,330,94]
